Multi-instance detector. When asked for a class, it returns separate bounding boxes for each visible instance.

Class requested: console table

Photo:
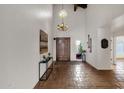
[39,57,53,81]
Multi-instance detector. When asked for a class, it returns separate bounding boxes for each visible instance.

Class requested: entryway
[115,36,124,61]
[56,37,70,62]
[111,35,124,70]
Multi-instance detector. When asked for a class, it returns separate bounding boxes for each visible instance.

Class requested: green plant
[43,55,46,59]
[48,53,51,56]
[78,43,86,54]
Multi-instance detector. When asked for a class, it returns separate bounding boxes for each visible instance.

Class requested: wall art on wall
[87,34,92,53]
[89,38,92,53]
[40,29,48,54]
[88,34,90,48]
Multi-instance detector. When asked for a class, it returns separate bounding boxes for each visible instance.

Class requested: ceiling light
[59,9,68,18]
[57,4,69,31]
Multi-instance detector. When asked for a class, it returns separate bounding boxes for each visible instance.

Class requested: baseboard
[85,61,98,70]
[70,60,82,62]
[96,67,113,70]
[53,60,83,62]
[86,61,113,70]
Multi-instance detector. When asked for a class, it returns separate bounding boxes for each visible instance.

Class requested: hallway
[1,4,124,89]
[35,61,124,89]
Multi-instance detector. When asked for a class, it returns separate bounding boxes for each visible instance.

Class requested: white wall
[110,14,124,64]
[0,9,8,88]
[53,4,86,61]
[97,27,111,69]
[111,14,124,36]
[86,4,124,70]
[0,5,53,88]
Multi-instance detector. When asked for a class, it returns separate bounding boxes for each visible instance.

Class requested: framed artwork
[87,34,92,53]
[40,29,48,54]
[89,38,92,53]
[88,34,90,48]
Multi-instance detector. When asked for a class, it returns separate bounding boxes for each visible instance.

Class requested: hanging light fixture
[59,9,67,18]
[57,4,69,31]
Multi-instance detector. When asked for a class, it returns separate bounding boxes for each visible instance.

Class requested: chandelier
[57,5,69,31]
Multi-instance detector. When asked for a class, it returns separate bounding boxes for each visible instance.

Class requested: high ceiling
[74,4,87,11]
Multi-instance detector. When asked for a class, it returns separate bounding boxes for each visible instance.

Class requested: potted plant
[48,53,51,60]
[78,43,86,62]
[43,55,46,62]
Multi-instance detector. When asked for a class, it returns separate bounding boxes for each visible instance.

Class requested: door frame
[56,37,71,62]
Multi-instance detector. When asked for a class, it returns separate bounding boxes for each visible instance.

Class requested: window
[116,36,124,58]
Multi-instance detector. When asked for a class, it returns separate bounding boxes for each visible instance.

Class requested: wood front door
[56,37,70,61]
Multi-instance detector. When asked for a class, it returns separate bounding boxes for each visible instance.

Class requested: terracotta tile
[34,61,124,89]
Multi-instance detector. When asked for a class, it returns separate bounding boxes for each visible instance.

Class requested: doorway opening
[116,36,124,61]
[111,35,124,70]
[56,37,70,62]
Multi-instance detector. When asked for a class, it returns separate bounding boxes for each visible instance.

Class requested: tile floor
[35,61,124,89]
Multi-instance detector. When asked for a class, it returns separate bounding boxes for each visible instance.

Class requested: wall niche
[101,38,108,49]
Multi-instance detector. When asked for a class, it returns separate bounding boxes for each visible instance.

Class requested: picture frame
[89,38,92,53]
[87,34,92,53]
[40,29,48,54]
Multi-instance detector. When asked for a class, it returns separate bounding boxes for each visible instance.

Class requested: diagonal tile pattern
[35,61,124,89]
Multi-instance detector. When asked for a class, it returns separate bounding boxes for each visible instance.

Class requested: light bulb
[59,9,68,18]
[57,23,69,31]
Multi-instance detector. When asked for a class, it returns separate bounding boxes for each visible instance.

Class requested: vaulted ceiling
[74,4,87,11]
